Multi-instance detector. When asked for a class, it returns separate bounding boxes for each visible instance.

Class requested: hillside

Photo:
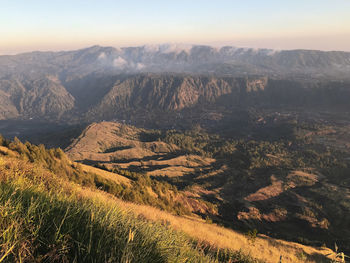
[1,72,350,126]
[0,135,341,262]
[65,121,350,257]
[66,122,214,177]
[84,75,350,125]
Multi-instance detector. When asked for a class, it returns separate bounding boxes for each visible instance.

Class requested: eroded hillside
[66,121,350,255]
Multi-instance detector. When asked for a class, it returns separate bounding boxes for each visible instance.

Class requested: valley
[1,45,350,262]
[63,115,350,254]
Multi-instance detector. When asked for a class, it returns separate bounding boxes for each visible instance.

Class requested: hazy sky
[1,0,350,54]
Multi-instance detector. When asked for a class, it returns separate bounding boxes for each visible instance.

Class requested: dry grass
[146,154,215,167]
[0,146,19,157]
[0,150,336,263]
[66,121,214,178]
[50,165,333,263]
[286,170,319,187]
[77,162,131,186]
[245,176,284,202]
[0,156,217,263]
[147,166,195,177]
[63,125,339,262]
[66,121,174,161]
[57,173,333,263]
[107,197,334,263]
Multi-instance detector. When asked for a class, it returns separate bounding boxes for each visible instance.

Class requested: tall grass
[1,137,193,216]
[0,155,259,263]
[0,183,206,262]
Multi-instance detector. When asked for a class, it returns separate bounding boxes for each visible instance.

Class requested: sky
[1,0,350,54]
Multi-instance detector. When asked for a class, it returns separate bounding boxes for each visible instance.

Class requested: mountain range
[1,44,350,77]
[0,44,350,122]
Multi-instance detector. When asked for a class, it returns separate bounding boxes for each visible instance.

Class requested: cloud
[265,49,280,56]
[143,43,193,54]
[136,63,145,70]
[113,56,127,68]
[143,44,160,53]
[161,43,193,54]
[98,52,106,60]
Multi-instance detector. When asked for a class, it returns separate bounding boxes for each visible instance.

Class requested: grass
[78,162,131,186]
[0,136,338,262]
[113,200,335,263]
[2,137,192,216]
[0,183,205,262]
[0,153,259,263]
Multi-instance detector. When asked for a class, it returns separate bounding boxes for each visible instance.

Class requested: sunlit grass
[0,155,259,263]
[0,137,336,262]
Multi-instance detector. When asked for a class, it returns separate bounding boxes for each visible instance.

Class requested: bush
[246,229,258,244]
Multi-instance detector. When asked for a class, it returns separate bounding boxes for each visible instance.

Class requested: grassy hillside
[1,135,196,217]
[0,136,261,262]
[65,121,350,256]
[0,135,341,262]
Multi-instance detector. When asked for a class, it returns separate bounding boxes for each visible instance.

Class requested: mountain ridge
[1,73,350,123]
[1,44,350,78]
[1,44,350,123]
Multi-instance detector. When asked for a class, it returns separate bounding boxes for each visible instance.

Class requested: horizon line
[1,43,350,56]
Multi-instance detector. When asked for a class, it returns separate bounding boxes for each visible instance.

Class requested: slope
[0,135,339,262]
[65,121,350,256]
